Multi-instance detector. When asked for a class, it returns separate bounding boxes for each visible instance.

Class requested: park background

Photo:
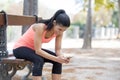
[0,0,120,80]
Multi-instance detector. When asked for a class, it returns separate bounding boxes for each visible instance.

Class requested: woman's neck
[45,29,54,39]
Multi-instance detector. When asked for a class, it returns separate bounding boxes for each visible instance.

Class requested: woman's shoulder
[32,23,46,31]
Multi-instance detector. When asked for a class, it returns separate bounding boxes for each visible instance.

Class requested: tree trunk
[117,0,120,38]
[22,0,38,35]
[82,0,92,49]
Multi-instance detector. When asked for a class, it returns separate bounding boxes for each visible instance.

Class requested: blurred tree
[118,0,120,38]
[22,0,38,34]
[82,0,92,49]
[82,0,115,49]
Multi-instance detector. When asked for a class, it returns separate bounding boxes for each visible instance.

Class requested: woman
[13,9,71,80]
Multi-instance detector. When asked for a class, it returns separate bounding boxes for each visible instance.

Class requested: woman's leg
[52,74,61,80]
[13,47,45,80]
[42,49,62,80]
[32,76,42,80]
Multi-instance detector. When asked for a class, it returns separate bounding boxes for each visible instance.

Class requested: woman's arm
[55,33,71,63]
[55,33,63,56]
[32,23,67,63]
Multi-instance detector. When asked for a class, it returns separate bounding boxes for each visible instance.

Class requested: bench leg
[22,64,32,80]
[0,63,13,80]
[0,62,48,80]
[0,62,33,80]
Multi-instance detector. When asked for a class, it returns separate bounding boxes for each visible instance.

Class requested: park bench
[0,11,41,80]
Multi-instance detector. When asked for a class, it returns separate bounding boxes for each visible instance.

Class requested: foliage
[95,0,115,11]
[71,22,86,38]
[71,22,85,30]
[72,0,116,28]
[112,10,119,27]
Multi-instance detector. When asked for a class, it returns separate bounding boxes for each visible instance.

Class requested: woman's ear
[53,20,56,26]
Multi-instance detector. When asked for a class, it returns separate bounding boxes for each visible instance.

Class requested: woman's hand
[56,55,71,64]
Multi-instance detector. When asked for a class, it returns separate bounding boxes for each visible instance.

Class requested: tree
[82,0,92,49]
[22,0,38,34]
[82,0,115,49]
[117,0,120,38]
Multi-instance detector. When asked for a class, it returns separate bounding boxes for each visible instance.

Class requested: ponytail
[39,9,70,30]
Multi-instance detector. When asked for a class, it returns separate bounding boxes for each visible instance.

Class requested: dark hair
[39,9,70,30]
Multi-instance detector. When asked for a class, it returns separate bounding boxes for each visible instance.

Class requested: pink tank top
[14,25,56,50]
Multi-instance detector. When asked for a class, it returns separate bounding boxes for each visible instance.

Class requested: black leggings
[13,47,62,76]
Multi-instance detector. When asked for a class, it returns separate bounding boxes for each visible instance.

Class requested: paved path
[40,48,120,80]
[12,48,120,80]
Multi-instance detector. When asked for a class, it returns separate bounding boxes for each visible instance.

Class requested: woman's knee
[33,56,44,68]
[32,62,44,76]
[32,57,44,76]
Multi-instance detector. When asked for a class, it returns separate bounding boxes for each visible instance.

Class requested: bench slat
[0,13,41,26]
[1,58,31,64]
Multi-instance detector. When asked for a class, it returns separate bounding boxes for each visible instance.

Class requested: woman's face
[53,24,68,36]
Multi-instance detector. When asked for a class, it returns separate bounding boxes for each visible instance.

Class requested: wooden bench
[0,11,41,80]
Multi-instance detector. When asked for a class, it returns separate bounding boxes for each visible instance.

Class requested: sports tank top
[13,25,56,50]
